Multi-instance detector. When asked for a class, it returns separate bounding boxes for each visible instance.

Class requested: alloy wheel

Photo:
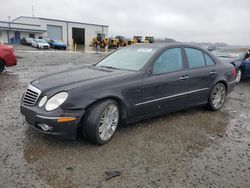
[212,84,226,109]
[99,104,119,141]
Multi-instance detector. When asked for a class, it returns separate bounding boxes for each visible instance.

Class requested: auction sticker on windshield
[137,48,153,53]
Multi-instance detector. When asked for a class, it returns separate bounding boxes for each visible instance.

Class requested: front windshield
[212,49,246,60]
[96,47,156,71]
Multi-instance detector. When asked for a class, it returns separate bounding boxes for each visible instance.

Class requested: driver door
[139,47,189,116]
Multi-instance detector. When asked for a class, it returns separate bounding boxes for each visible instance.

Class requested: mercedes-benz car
[31,39,50,49]
[20,44,236,145]
[212,47,250,83]
[20,37,34,46]
[48,40,67,50]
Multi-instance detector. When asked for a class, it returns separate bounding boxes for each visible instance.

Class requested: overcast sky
[1,0,249,45]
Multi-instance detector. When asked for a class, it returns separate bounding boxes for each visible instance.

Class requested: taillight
[233,67,237,78]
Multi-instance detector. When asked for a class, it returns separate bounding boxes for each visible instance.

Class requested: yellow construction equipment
[115,36,128,47]
[109,36,128,48]
[144,36,155,43]
[127,38,137,45]
[133,36,144,43]
[108,37,119,48]
[91,33,109,48]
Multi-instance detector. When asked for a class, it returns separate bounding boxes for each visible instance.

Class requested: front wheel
[207,83,226,111]
[0,60,5,73]
[235,68,242,84]
[82,99,120,145]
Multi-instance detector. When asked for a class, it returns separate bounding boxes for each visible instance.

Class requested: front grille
[22,84,41,106]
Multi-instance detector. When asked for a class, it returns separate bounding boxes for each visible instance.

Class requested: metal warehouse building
[0,16,108,46]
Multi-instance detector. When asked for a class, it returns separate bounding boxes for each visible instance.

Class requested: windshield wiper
[100,65,119,70]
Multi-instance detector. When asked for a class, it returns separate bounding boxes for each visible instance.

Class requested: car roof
[127,43,205,51]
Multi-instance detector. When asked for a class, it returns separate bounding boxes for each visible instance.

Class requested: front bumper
[20,105,84,140]
[39,45,50,49]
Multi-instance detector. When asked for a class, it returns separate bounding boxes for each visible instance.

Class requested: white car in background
[31,39,50,49]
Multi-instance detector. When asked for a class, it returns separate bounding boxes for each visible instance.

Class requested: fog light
[37,123,52,131]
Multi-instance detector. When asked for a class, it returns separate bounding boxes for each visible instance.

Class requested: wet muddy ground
[0,48,250,188]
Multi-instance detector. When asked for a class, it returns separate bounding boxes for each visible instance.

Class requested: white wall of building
[1,17,109,46]
[0,30,8,43]
[13,17,108,46]
[68,22,108,46]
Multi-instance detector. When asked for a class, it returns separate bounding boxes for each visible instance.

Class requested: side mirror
[147,69,153,76]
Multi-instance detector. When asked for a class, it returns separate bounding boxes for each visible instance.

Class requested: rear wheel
[0,60,5,73]
[82,99,120,145]
[235,68,242,84]
[207,83,226,111]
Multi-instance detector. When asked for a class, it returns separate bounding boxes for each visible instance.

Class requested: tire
[0,60,5,73]
[82,99,120,145]
[207,83,227,111]
[235,68,242,84]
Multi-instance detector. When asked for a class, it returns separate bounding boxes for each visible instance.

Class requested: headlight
[45,92,68,111]
[38,96,47,107]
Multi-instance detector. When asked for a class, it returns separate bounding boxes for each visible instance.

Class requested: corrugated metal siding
[47,25,62,40]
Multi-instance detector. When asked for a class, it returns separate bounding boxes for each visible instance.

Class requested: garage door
[47,25,62,40]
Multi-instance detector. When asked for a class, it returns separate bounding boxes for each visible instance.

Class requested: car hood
[0,44,13,51]
[31,66,131,92]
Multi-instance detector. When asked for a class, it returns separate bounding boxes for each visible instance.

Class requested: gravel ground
[0,48,250,188]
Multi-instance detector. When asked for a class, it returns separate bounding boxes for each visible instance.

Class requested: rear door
[138,47,189,116]
[184,48,217,106]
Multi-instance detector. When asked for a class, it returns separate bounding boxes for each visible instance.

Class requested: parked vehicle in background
[212,47,250,83]
[144,36,154,43]
[133,36,143,43]
[20,44,236,145]
[91,33,109,48]
[48,40,67,50]
[20,37,34,46]
[31,39,50,49]
[109,36,127,48]
[115,36,128,47]
[0,44,17,73]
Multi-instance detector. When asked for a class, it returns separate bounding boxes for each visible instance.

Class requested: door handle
[180,75,189,80]
[210,70,216,75]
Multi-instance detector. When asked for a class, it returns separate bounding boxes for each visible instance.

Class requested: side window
[153,48,183,75]
[204,53,215,66]
[185,48,206,69]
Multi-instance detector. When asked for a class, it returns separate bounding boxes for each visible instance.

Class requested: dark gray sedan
[20,44,236,145]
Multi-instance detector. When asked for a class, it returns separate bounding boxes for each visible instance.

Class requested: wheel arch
[214,80,228,93]
[84,95,128,121]
[0,58,6,64]
[0,58,6,72]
